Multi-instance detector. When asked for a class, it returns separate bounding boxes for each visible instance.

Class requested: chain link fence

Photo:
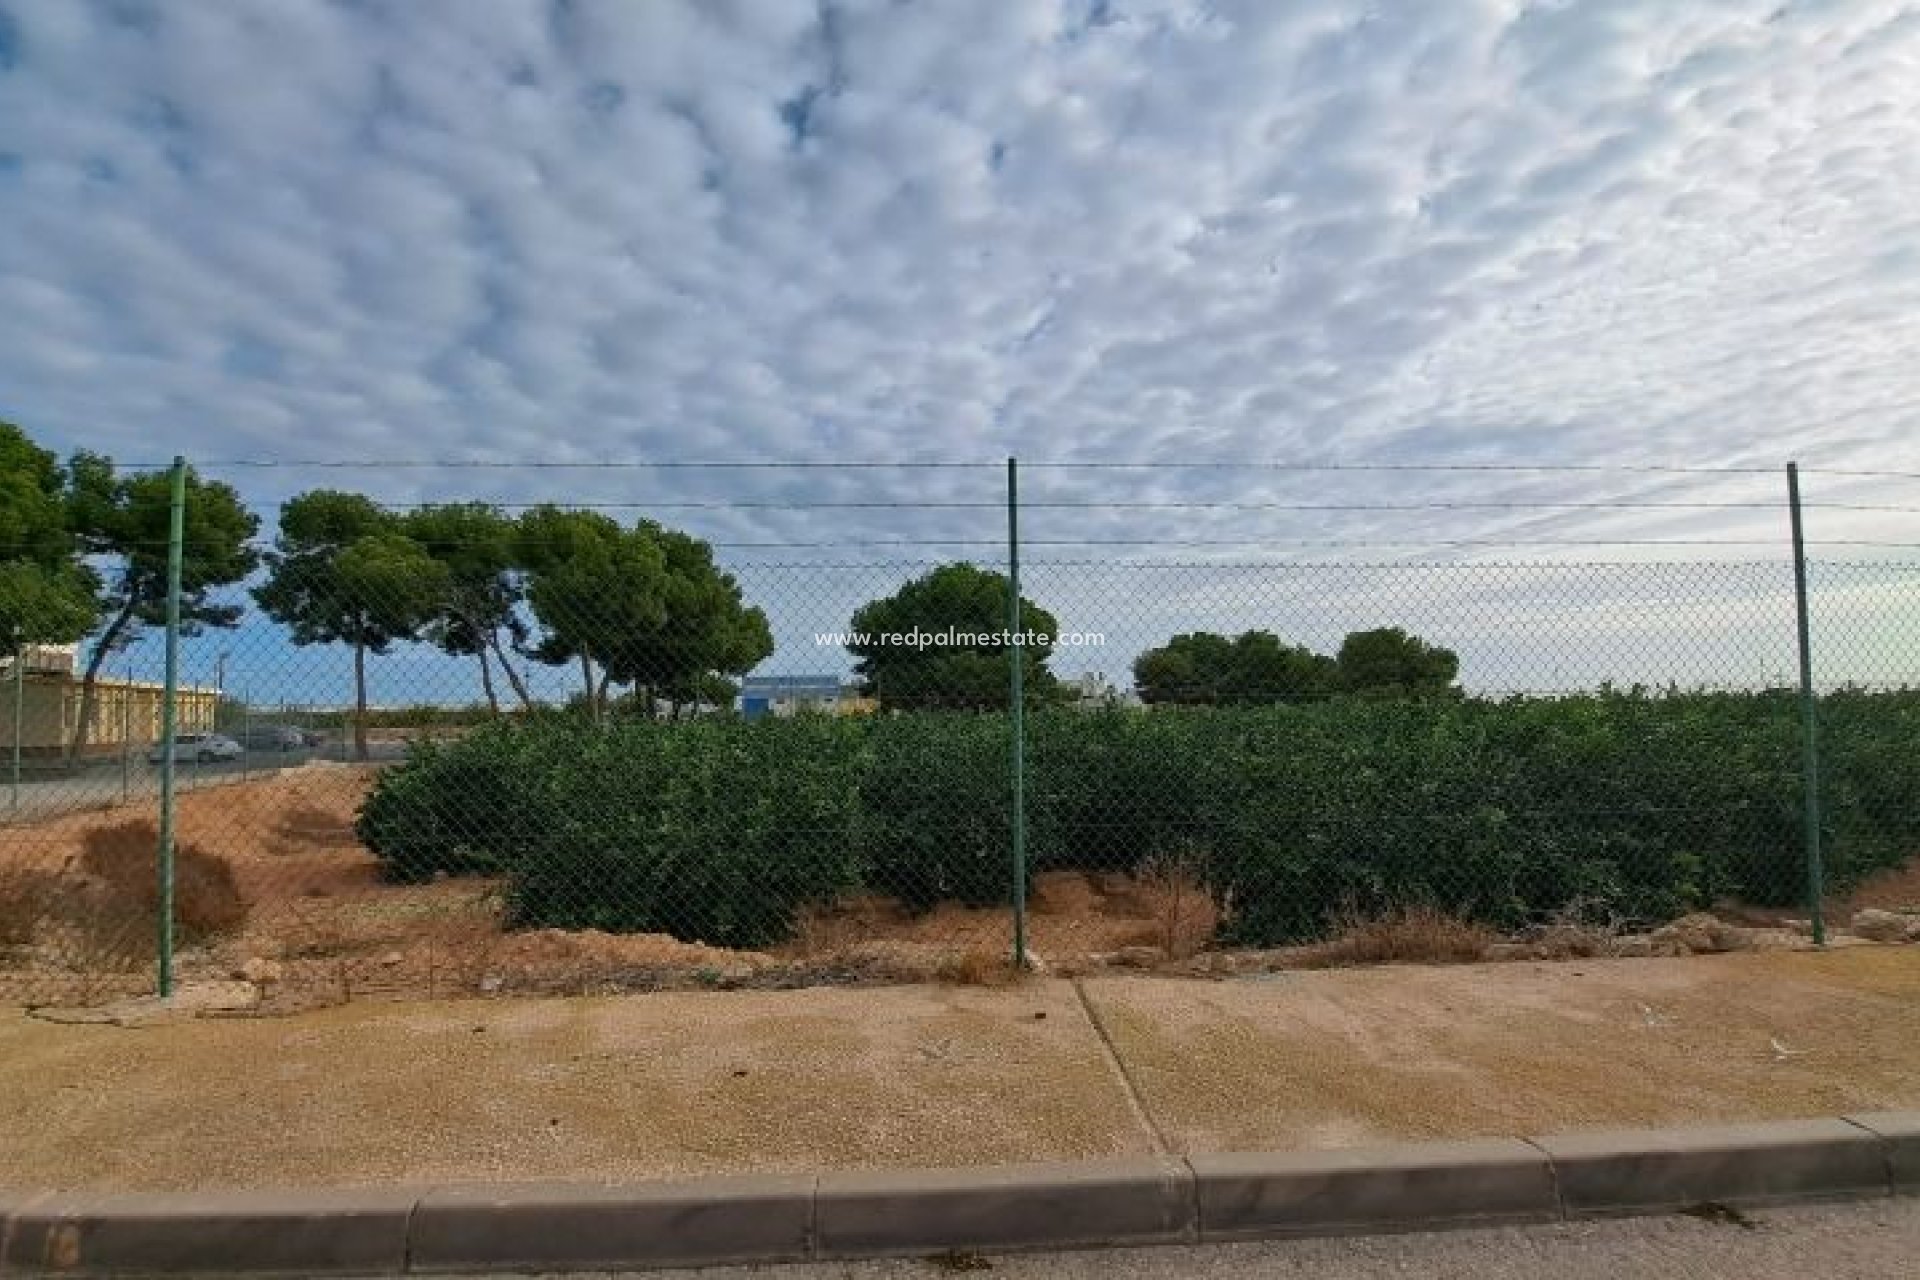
[4,460,1919,1010]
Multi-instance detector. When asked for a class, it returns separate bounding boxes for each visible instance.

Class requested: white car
[147,732,244,764]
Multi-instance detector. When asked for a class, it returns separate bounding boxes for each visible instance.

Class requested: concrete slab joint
[1533,1117,1895,1216]
[1189,1138,1561,1241]
[1843,1111,1920,1193]
[814,1157,1195,1258]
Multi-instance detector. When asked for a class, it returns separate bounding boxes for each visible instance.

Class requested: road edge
[2,1113,1915,1275]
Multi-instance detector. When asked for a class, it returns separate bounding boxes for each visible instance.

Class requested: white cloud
[0,0,1917,551]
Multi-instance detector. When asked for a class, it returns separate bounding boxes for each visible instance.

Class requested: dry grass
[1294,903,1496,969]
[0,868,62,948]
[933,946,1027,987]
[1526,899,1626,960]
[78,820,248,942]
[1117,851,1220,961]
[790,893,910,959]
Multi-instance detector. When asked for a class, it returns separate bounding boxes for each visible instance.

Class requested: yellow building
[2,648,217,762]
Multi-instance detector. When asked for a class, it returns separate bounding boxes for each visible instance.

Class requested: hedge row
[355,690,1920,948]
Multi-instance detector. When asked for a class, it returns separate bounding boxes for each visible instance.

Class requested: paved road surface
[441,1197,1920,1279]
[3,742,404,822]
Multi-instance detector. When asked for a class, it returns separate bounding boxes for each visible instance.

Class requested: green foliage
[1132,626,1458,705]
[255,492,412,649]
[848,562,1061,710]
[513,506,665,688]
[356,732,539,882]
[360,715,870,947]
[66,452,261,635]
[0,421,98,648]
[334,533,452,635]
[511,509,771,715]
[1133,631,1335,705]
[256,492,449,759]
[1334,627,1460,697]
[403,503,531,708]
[860,713,1011,910]
[633,520,774,704]
[62,452,260,758]
[359,688,1920,952]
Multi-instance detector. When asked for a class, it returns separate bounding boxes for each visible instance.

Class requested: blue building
[738,674,865,719]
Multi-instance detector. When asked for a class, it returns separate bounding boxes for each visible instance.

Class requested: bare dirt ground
[2,948,1917,1193]
[0,767,1196,1010]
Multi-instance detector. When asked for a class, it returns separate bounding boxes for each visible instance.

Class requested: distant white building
[3,644,78,676]
[1072,671,1138,709]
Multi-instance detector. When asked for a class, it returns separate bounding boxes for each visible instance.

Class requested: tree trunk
[352,637,369,762]
[595,667,616,719]
[66,600,137,765]
[476,646,500,715]
[491,632,533,709]
[578,651,597,723]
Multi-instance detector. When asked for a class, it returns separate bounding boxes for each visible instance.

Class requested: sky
[3,0,1920,704]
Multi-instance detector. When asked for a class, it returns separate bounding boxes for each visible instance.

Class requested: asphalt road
[437,1198,1920,1280]
[2,741,405,822]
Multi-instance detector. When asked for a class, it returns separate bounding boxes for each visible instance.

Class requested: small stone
[1115,945,1167,968]
[478,975,503,993]
[239,956,283,985]
[1651,912,1748,954]
[1850,908,1908,943]
[379,951,404,966]
[1610,936,1656,958]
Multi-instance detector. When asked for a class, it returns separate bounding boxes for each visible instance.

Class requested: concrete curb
[2,1114,1915,1275]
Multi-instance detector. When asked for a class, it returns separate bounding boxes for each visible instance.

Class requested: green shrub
[859,712,1011,910]
[356,724,547,882]
[502,713,869,947]
[354,690,1920,949]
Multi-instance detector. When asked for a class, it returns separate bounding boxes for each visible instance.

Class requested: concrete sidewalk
[4,948,1919,1192]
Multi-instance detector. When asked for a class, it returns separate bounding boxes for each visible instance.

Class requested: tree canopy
[63,452,259,759]
[848,562,1060,711]
[1133,630,1335,706]
[403,503,531,710]
[1133,626,1459,705]
[255,491,447,757]
[1335,626,1460,697]
[0,421,97,651]
[512,508,771,714]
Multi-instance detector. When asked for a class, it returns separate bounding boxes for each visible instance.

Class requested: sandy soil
[1840,855,1920,914]
[0,979,1142,1190]
[1090,947,1920,1153]
[0,766,1183,1009]
[2,948,1917,1192]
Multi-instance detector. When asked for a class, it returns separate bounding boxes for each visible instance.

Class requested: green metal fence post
[156,455,187,996]
[1006,455,1029,969]
[1787,462,1826,946]
[8,629,23,816]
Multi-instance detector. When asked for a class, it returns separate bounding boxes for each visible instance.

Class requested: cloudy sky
[4,0,1920,697]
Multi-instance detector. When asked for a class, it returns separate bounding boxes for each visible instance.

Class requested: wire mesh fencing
[4,458,1919,1010]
